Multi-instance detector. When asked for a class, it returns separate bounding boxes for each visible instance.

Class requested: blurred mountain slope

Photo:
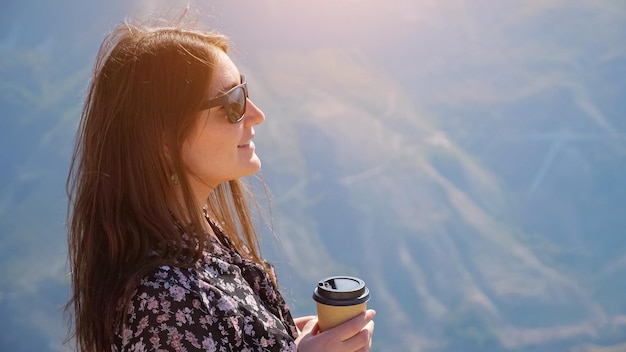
[252,48,626,351]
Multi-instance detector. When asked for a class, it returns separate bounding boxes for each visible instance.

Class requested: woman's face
[180,50,265,200]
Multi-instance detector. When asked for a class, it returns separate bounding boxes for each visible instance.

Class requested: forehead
[208,50,240,96]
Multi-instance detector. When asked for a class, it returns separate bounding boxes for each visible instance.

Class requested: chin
[243,158,262,176]
[250,155,262,170]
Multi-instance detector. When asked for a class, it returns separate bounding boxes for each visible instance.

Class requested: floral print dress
[113,223,298,352]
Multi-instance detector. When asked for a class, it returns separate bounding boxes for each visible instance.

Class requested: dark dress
[113,221,298,351]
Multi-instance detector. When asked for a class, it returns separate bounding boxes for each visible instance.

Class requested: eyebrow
[217,75,243,95]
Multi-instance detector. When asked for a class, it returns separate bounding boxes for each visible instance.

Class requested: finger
[341,321,374,351]
[294,315,317,331]
[335,310,376,341]
[299,317,319,335]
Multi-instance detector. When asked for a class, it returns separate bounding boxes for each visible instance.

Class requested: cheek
[182,130,236,171]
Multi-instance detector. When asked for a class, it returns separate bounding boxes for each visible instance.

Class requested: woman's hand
[294,316,317,332]
[295,310,376,352]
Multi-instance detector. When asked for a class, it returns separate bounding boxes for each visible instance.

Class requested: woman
[66,19,375,352]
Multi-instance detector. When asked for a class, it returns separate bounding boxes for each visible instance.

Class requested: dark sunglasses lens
[226,87,246,123]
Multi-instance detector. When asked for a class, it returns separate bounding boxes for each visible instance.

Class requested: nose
[244,98,265,126]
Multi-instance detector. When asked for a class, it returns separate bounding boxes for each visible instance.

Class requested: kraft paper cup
[312,276,370,332]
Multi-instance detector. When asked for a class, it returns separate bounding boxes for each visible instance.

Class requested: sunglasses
[200,75,248,123]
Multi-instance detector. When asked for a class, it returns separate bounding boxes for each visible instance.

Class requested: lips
[238,134,255,148]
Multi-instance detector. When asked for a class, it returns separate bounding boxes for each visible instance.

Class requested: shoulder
[132,265,201,306]
[126,256,246,320]
[136,249,233,296]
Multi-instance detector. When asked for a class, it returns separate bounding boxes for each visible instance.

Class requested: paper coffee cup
[312,276,370,332]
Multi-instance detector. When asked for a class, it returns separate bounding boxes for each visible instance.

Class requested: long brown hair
[66,21,268,351]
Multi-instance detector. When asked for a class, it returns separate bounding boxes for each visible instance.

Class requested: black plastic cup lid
[312,276,370,306]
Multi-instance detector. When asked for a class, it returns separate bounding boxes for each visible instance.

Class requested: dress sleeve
[116,272,297,352]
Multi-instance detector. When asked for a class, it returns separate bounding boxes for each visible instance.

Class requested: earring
[170,173,180,185]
